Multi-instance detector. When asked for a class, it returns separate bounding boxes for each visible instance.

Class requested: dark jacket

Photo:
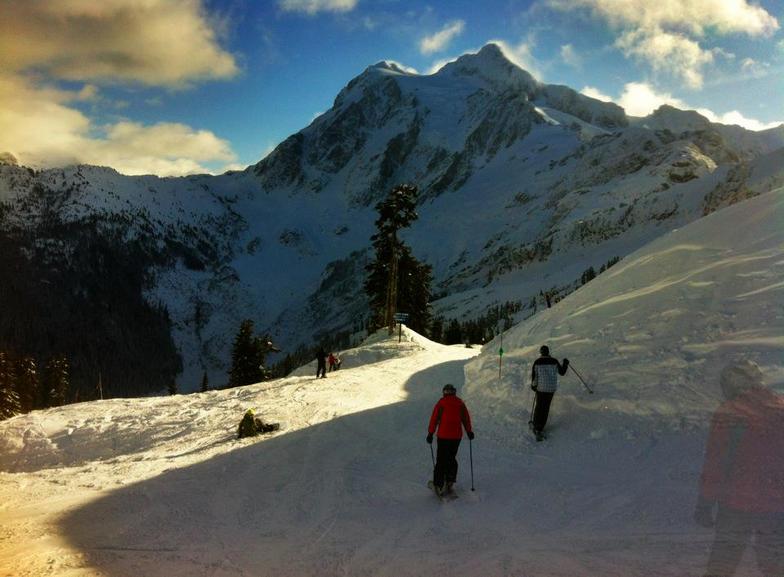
[531,355,568,393]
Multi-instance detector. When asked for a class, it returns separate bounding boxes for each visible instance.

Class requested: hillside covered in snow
[1,44,783,394]
[1,188,782,576]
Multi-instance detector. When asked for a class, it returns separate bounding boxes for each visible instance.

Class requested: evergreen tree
[581,266,597,285]
[430,316,444,343]
[15,356,38,413]
[396,249,433,335]
[444,319,463,345]
[0,351,20,419]
[200,371,209,392]
[365,184,432,333]
[228,320,278,388]
[42,354,69,408]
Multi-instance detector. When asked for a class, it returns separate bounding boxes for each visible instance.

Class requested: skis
[427,481,458,501]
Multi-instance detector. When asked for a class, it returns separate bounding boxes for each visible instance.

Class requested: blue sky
[0,0,782,175]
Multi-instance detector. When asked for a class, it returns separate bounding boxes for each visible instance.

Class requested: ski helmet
[442,384,456,395]
[720,360,763,400]
[540,345,550,356]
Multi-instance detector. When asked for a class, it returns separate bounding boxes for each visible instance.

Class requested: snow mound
[466,188,784,438]
[0,324,469,473]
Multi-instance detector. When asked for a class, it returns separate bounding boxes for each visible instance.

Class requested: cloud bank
[549,0,779,89]
[0,0,238,87]
[0,0,240,176]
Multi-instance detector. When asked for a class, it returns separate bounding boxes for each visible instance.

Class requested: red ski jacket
[428,395,473,440]
[699,386,784,513]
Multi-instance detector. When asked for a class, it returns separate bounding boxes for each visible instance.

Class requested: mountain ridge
[1,43,782,394]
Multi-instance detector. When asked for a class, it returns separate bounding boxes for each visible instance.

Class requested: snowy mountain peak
[369,60,416,75]
[639,105,712,134]
[437,43,539,95]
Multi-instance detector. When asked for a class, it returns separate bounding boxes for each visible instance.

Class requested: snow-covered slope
[1,43,782,392]
[0,189,782,576]
[466,187,784,438]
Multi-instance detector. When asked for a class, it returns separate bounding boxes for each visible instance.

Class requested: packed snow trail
[0,336,714,577]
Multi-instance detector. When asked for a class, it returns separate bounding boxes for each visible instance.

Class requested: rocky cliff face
[1,44,782,392]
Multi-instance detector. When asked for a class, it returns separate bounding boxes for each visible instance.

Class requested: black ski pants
[316,360,326,378]
[532,391,555,432]
[433,438,461,488]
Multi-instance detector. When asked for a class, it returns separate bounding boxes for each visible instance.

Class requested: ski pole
[430,442,435,467]
[529,388,536,427]
[569,364,594,394]
[469,438,475,491]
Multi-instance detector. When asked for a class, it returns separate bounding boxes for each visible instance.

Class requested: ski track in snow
[1,190,784,576]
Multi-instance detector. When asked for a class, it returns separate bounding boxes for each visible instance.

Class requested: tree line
[0,351,70,419]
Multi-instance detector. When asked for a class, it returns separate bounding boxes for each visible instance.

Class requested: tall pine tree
[15,356,39,413]
[200,371,209,392]
[0,351,20,419]
[365,184,432,334]
[42,354,70,408]
[228,320,278,388]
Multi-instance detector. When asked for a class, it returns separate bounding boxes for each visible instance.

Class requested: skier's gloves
[563,358,570,367]
[467,431,475,440]
[426,433,433,444]
[693,497,716,528]
[530,384,538,391]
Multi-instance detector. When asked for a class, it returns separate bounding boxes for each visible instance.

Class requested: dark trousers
[705,505,784,577]
[317,361,326,378]
[433,438,461,488]
[532,391,555,432]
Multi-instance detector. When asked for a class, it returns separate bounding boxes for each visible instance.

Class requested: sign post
[394,312,409,342]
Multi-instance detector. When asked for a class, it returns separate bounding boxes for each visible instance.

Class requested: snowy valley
[1,187,782,576]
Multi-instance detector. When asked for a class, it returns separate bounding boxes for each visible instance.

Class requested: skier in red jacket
[427,384,474,496]
[695,360,784,576]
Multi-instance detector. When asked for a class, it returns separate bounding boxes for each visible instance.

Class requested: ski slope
[0,190,782,577]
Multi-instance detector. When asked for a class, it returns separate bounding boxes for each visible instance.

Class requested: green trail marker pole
[498,334,504,379]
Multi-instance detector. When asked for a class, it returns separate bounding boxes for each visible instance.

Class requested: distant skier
[328,352,337,372]
[426,384,474,496]
[530,345,569,441]
[316,348,327,378]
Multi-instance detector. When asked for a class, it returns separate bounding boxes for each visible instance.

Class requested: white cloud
[419,20,466,55]
[279,0,358,15]
[696,108,783,131]
[0,74,237,177]
[617,82,687,116]
[580,86,612,102]
[0,0,238,87]
[547,0,779,89]
[547,0,779,37]
[616,28,714,88]
[560,44,581,67]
